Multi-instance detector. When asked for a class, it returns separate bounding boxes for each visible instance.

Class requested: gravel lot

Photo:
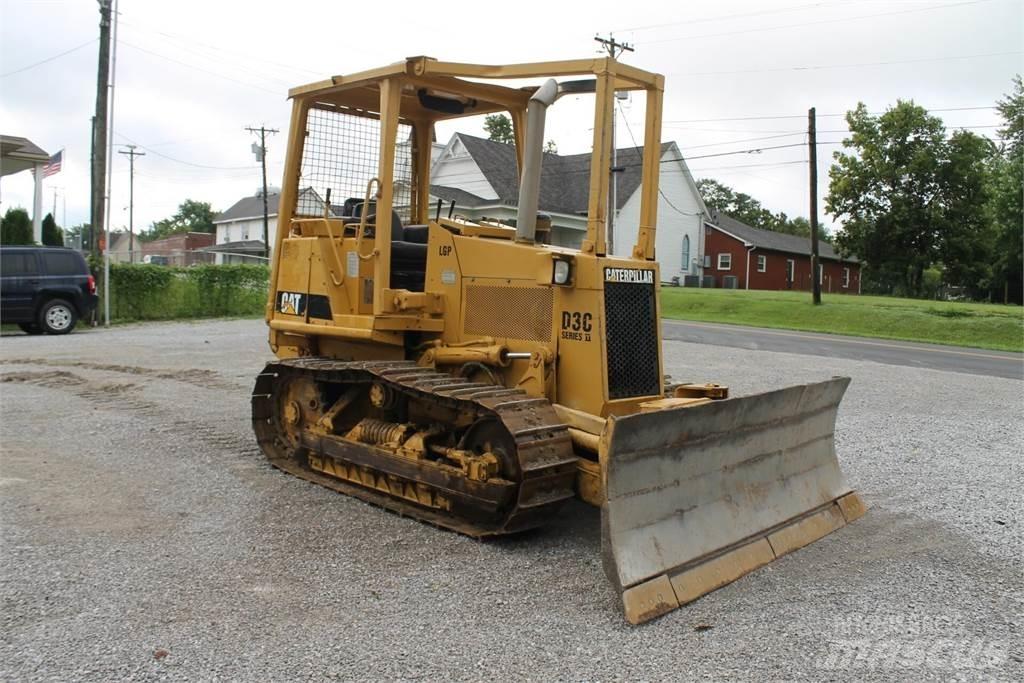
[1,319,1021,681]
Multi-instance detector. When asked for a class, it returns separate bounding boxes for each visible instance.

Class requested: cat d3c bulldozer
[252,56,864,624]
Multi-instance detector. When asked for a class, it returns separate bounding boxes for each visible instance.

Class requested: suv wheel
[39,299,78,335]
[17,323,43,335]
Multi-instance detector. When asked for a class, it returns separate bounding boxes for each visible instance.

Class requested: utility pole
[118,144,144,262]
[91,1,112,262]
[89,115,96,255]
[246,125,279,259]
[808,107,822,305]
[594,34,633,256]
[102,0,119,327]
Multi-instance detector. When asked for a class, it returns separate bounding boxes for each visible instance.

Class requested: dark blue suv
[0,246,98,334]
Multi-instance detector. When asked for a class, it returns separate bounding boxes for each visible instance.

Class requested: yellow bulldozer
[252,56,864,624]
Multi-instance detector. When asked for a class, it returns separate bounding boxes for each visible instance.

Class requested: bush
[109,263,268,321]
[1,207,34,245]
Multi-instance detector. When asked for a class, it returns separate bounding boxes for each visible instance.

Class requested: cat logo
[277,291,306,316]
[604,267,654,284]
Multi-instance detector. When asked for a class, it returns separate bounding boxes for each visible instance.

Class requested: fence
[105,248,269,267]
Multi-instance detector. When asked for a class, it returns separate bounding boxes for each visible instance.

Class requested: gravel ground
[1,318,1021,682]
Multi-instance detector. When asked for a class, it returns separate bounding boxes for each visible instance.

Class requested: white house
[212,187,325,264]
[429,133,708,281]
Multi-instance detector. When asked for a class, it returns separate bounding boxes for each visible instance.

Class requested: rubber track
[252,358,578,536]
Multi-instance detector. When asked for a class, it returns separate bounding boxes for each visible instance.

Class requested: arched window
[681,235,690,271]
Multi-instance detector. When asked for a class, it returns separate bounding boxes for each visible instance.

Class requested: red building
[141,232,215,267]
[704,211,861,294]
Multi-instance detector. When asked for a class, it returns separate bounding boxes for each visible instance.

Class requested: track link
[252,358,578,536]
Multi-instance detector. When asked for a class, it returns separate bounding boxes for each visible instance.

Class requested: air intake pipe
[515,78,559,243]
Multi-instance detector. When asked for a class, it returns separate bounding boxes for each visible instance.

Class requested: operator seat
[340,199,427,290]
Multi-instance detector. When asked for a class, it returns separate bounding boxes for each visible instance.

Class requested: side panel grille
[604,279,660,399]
[464,285,553,342]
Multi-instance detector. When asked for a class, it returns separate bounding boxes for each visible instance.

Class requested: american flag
[42,150,62,178]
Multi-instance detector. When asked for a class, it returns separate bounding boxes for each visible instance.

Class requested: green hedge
[108,264,269,321]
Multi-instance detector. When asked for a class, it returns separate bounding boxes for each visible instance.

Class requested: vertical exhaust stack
[516,79,559,244]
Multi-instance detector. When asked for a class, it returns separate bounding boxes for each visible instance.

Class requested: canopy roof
[288,56,663,123]
[0,135,49,177]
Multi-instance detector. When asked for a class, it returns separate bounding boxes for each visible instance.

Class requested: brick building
[704,210,861,294]
[141,232,215,267]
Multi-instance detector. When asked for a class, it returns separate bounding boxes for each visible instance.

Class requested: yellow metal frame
[267,56,665,323]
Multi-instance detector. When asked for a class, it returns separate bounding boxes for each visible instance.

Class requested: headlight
[552,259,571,285]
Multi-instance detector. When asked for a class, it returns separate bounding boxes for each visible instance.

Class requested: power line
[668,50,1021,78]
[615,100,698,217]
[689,160,808,173]
[117,19,322,78]
[119,40,282,95]
[678,132,806,150]
[615,1,844,33]
[118,24,295,89]
[663,106,997,123]
[0,38,97,78]
[681,142,843,162]
[114,131,258,170]
[638,0,996,45]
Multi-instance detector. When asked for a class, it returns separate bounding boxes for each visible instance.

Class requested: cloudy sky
[1,0,1020,236]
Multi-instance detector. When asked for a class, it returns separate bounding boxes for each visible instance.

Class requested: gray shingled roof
[214,193,282,223]
[214,188,348,223]
[429,185,488,208]
[710,210,858,262]
[455,134,674,216]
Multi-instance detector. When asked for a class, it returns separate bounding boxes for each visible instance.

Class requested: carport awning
[0,135,49,177]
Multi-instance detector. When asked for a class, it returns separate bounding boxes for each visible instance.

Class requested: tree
[544,139,558,154]
[483,114,514,145]
[826,101,994,297]
[695,178,818,237]
[42,213,63,246]
[0,207,33,245]
[988,75,1024,303]
[996,75,1024,153]
[141,199,216,241]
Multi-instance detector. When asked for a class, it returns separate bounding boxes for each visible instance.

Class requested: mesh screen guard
[296,105,414,221]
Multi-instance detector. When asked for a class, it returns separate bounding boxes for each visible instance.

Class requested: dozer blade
[601,377,865,624]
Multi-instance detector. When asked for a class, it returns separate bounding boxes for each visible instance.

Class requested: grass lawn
[660,288,1024,353]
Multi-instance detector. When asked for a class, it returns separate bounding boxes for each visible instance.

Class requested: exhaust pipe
[516,78,559,243]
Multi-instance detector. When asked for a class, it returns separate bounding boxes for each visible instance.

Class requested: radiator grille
[604,280,661,399]
[464,285,553,342]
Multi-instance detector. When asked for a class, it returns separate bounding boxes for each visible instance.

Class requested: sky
[0,0,1020,237]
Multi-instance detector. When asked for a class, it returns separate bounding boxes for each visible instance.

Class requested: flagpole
[103,0,118,327]
[61,148,66,235]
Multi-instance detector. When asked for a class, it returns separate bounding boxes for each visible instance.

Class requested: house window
[786,259,795,282]
[757,254,766,272]
[717,253,731,270]
[241,225,249,240]
[842,267,850,288]
[703,254,711,268]
[818,264,824,285]
[681,235,690,272]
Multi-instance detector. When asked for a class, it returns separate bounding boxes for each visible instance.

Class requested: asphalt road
[662,318,1024,380]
